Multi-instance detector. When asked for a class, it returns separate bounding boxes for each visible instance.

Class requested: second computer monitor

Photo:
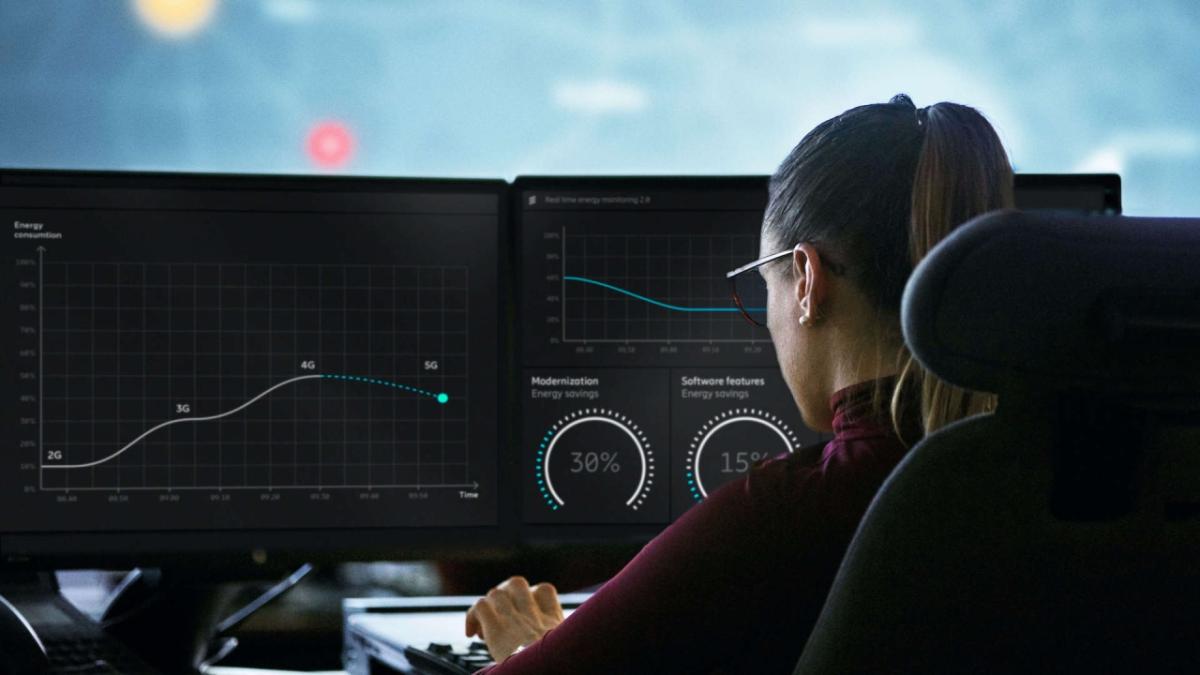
[516,177,824,531]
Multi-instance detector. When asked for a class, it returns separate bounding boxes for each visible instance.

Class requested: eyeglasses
[725,248,846,327]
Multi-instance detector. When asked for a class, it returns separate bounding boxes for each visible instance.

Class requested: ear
[791,243,827,321]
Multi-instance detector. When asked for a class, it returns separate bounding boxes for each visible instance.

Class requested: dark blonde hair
[763,94,1013,441]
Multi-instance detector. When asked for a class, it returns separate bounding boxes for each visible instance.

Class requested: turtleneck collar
[828,377,922,444]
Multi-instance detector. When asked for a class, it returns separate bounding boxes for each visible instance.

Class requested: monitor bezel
[0,169,516,572]
[509,175,773,546]
[1014,173,1122,214]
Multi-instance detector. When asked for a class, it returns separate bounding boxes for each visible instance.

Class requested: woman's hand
[465,576,564,663]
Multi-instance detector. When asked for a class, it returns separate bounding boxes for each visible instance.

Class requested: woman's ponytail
[762,93,1014,441]
[892,102,1014,437]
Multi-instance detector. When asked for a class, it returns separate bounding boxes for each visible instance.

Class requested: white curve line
[44,374,326,471]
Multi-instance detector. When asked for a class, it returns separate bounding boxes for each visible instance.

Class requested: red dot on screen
[306,121,354,169]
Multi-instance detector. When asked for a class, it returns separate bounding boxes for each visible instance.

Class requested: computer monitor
[0,170,507,570]
[514,176,827,544]
[512,172,1122,545]
[1014,173,1121,214]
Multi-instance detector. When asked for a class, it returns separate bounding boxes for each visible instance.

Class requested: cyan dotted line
[321,374,449,404]
[686,470,700,502]
[537,428,559,510]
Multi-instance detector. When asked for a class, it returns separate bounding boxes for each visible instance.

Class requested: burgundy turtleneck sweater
[482,379,916,674]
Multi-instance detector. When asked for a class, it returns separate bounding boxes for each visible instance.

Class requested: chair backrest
[794,209,1200,673]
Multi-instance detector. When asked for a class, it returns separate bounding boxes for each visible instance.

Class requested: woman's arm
[468,456,825,674]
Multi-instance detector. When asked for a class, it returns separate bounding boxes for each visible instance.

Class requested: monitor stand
[100,568,241,674]
[0,570,225,674]
[0,572,53,674]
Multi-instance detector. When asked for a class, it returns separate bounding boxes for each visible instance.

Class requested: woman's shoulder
[740,433,910,513]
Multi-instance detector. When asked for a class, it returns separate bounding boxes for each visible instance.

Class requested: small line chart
[563,276,759,314]
[557,227,768,344]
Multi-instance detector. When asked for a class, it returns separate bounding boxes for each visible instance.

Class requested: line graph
[42,374,449,471]
[559,228,768,344]
[32,255,471,492]
[4,192,500,533]
[563,276,765,314]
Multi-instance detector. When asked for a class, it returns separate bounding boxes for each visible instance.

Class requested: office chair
[794,209,1200,673]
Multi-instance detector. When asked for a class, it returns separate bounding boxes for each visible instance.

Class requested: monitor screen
[515,177,827,539]
[0,171,505,566]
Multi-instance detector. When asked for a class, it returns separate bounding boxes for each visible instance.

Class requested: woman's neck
[827,327,902,396]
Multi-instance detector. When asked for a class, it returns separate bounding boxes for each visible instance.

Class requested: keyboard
[342,593,591,675]
[42,631,155,674]
[0,589,161,675]
[403,641,494,674]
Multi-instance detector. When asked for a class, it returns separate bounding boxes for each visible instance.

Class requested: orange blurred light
[133,0,218,39]
[307,121,355,169]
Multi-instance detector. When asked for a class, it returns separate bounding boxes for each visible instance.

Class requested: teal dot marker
[436,393,449,404]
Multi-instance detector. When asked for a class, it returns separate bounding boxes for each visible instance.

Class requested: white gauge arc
[543,416,648,507]
[693,416,794,498]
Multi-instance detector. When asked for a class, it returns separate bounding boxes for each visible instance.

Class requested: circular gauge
[686,408,799,502]
[535,408,654,515]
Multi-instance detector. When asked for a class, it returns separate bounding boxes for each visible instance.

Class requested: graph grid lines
[36,259,470,492]
[560,227,766,344]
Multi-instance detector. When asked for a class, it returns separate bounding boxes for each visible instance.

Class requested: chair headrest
[902,209,1200,397]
